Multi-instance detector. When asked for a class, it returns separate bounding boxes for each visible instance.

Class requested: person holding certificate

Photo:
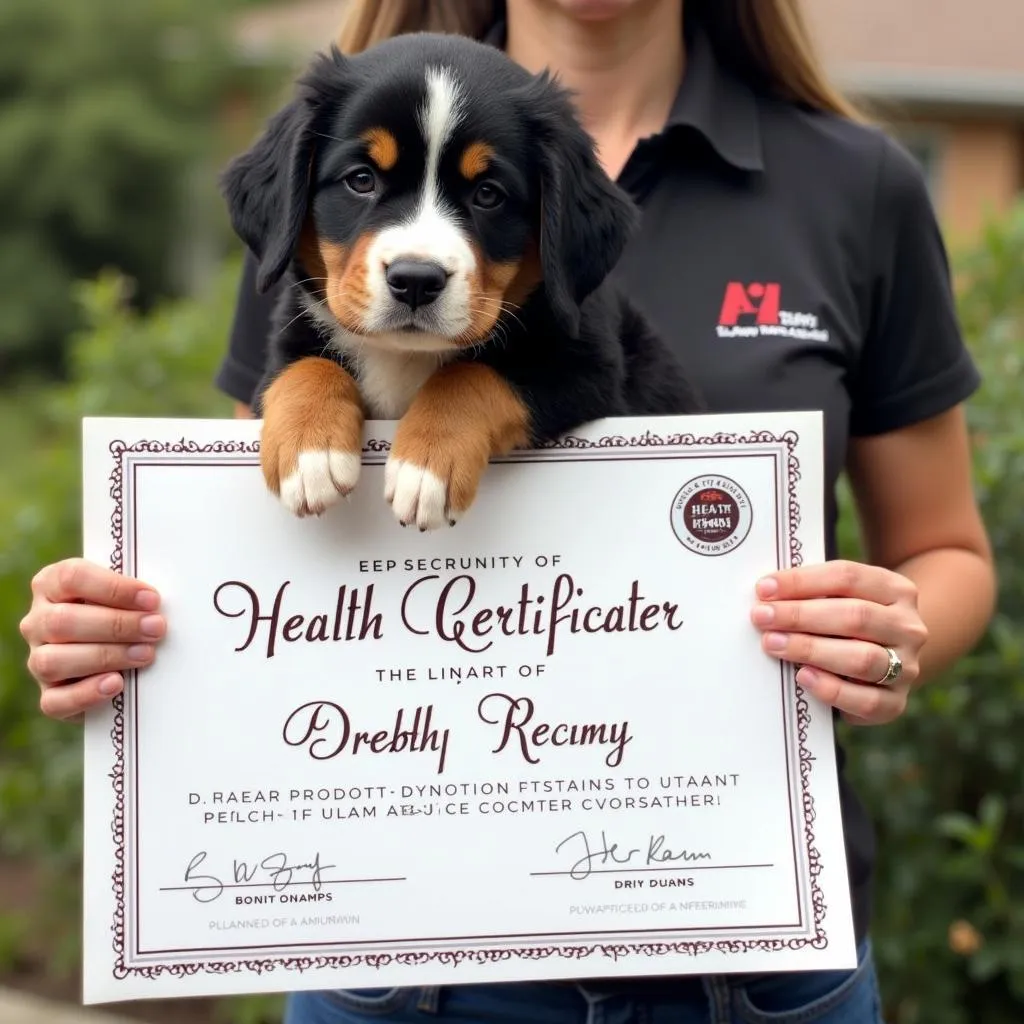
[18,0,995,1021]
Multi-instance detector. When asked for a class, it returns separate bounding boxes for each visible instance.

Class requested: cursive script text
[478,693,632,768]
[403,573,683,657]
[554,829,712,880]
[282,701,450,774]
[211,573,683,661]
[182,849,334,903]
[213,580,383,659]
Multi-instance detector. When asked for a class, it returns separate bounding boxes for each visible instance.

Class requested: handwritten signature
[555,830,712,880]
[182,850,335,903]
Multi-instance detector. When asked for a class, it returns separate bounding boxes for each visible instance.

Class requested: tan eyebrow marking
[361,127,399,170]
[459,141,495,180]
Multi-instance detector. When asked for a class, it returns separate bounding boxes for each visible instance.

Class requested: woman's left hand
[750,559,928,726]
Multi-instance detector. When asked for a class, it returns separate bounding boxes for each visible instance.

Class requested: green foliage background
[0,0,275,378]
[835,206,1024,1024]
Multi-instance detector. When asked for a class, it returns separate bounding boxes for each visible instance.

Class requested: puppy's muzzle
[385,259,449,311]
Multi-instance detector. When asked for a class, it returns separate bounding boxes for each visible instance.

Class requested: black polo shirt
[214,25,981,949]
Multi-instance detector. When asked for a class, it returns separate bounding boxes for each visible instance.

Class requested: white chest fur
[351,347,445,419]
[308,306,456,420]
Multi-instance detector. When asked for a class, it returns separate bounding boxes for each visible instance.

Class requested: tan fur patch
[259,357,364,507]
[460,249,521,343]
[459,141,495,180]
[295,231,377,333]
[457,235,543,344]
[391,363,530,514]
[361,127,399,171]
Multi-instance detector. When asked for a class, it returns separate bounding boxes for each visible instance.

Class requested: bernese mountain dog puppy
[221,32,701,531]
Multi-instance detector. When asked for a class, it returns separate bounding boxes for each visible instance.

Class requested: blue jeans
[283,940,883,1024]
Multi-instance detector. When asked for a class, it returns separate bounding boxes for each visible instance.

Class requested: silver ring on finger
[871,645,903,687]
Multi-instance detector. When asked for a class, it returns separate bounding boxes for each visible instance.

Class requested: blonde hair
[334,0,865,122]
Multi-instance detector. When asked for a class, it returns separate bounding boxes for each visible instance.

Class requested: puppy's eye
[344,167,377,195]
[472,181,506,210]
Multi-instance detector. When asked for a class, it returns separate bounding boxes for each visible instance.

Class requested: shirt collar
[483,19,763,174]
[665,26,764,172]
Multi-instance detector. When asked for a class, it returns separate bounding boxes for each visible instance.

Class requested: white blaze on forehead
[419,65,464,203]
[361,63,477,339]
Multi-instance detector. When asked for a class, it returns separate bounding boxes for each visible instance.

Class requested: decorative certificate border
[102,429,825,984]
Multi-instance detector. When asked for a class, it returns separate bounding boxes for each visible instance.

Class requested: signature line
[530,863,774,877]
[159,876,406,893]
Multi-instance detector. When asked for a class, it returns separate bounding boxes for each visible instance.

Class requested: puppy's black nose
[385,260,448,309]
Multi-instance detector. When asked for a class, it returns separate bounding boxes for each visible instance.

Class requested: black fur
[514,69,640,338]
[220,32,703,436]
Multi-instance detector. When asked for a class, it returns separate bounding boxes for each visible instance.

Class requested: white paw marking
[384,457,457,531]
[280,450,361,517]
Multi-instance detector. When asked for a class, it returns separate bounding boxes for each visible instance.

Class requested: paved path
[0,988,146,1024]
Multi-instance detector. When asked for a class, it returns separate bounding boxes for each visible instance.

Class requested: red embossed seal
[670,475,752,556]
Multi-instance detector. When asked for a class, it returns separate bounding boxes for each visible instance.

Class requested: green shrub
[0,0,281,379]
[839,202,1024,1024]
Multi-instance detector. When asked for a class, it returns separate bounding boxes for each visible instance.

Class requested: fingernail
[98,675,123,696]
[751,604,775,626]
[797,668,820,689]
[757,577,778,599]
[764,631,788,652]
[127,644,153,662]
[141,615,165,638]
[135,590,160,612]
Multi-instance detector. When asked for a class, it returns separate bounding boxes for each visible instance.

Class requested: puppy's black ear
[220,48,351,293]
[516,72,640,335]
[220,100,314,293]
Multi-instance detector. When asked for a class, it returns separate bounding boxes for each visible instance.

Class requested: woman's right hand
[19,558,166,721]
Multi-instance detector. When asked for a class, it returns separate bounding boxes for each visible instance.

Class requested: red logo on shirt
[716,282,830,342]
[718,282,781,326]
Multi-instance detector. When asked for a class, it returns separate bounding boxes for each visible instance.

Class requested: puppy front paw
[259,358,365,518]
[277,449,361,517]
[383,455,459,531]
[384,437,490,531]
[383,363,531,531]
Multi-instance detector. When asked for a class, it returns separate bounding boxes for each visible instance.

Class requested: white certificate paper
[81,412,856,1004]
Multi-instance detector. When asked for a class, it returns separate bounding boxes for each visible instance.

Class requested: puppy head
[220,34,638,352]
